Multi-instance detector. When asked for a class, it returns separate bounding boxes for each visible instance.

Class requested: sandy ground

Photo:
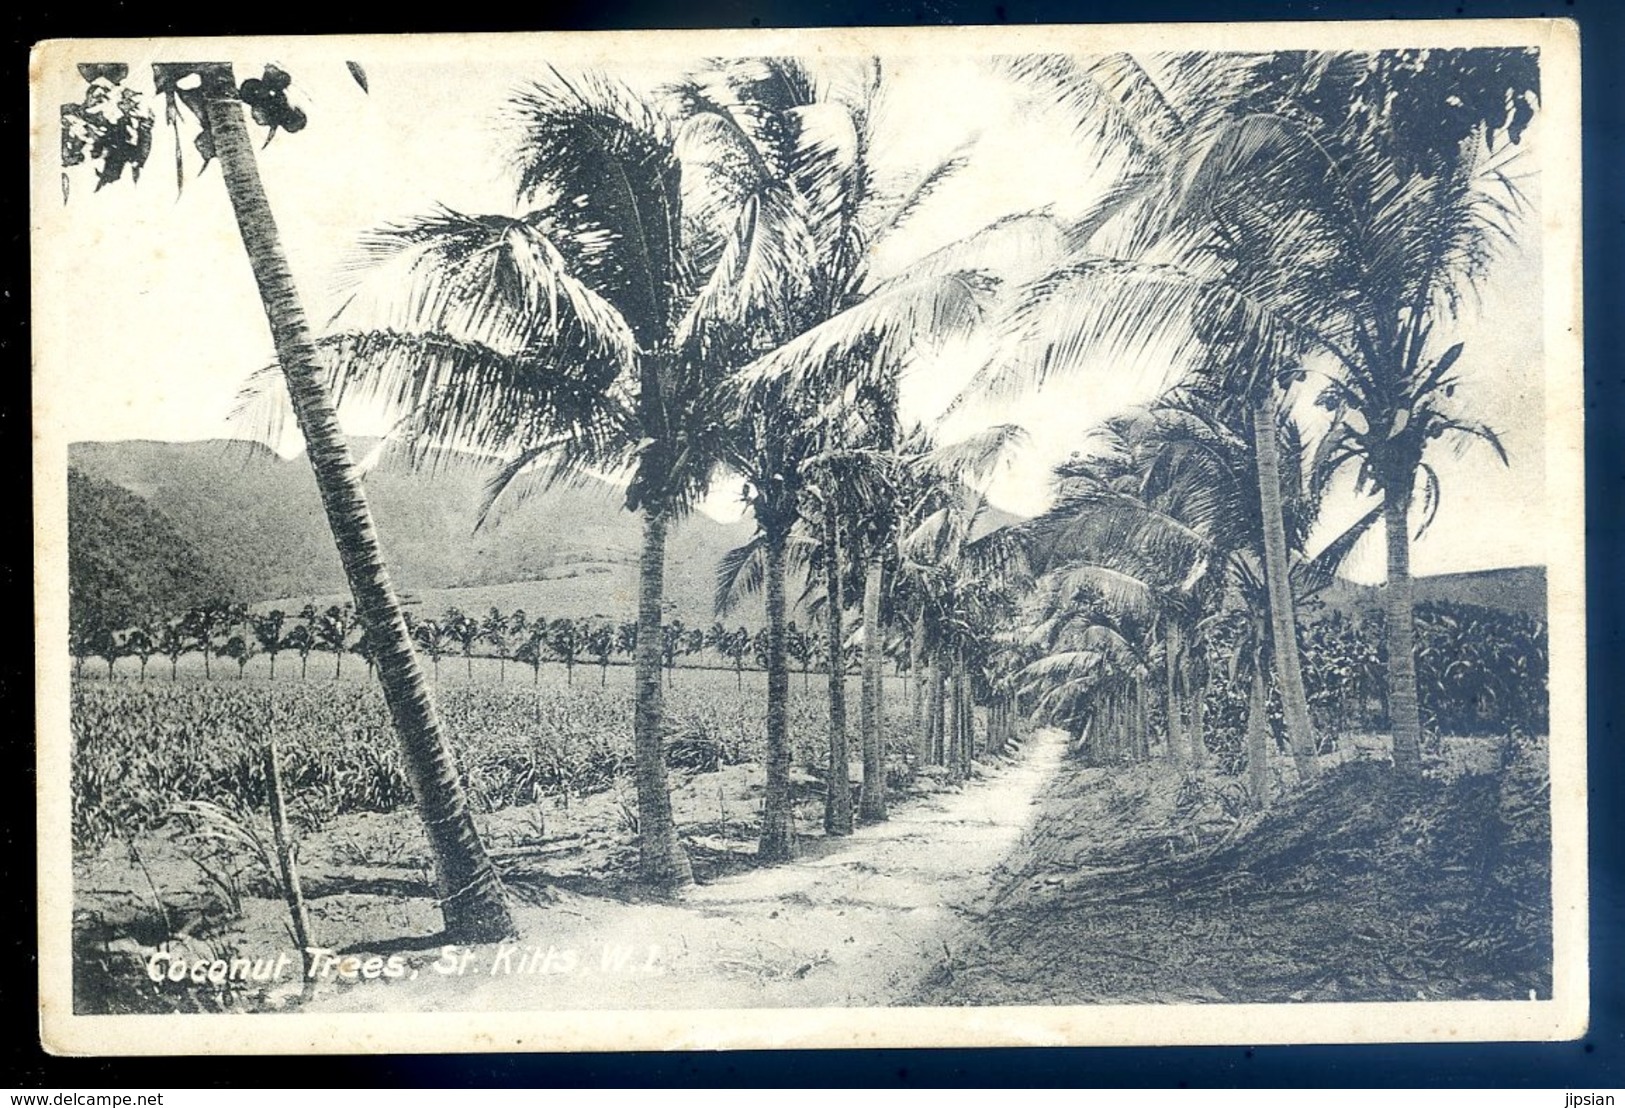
[303,728,1066,1012]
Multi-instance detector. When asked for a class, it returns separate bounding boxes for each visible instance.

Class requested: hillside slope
[67,467,232,631]
[68,438,758,623]
[1316,565,1548,619]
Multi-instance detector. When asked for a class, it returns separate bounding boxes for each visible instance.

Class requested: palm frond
[504,69,682,344]
[1294,503,1381,598]
[714,534,767,616]
[738,268,996,400]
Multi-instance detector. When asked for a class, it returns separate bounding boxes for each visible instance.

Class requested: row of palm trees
[71,599,880,687]
[989,51,1538,803]
[311,57,1060,876]
[71,46,1540,940]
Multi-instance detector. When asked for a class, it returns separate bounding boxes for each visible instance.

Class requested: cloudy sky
[33,37,1552,584]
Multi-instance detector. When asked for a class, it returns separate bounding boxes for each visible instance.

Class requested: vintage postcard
[31,19,1585,1054]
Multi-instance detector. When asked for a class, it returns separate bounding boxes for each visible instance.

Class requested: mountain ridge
[67,437,757,624]
[67,438,1547,627]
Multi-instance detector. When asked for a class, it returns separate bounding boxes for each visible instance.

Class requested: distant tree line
[68,600,878,687]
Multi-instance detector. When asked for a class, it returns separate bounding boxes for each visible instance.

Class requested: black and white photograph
[29,20,1586,1054]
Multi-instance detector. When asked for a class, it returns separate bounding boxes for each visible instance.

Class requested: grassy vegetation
[71,667,917,857]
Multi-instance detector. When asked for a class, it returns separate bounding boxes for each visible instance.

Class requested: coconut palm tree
[1022,379,1379,797]
[549,618,584,685]
[979,52,1337,777]
[1273,53,1539,779]
[679,56,1019,849]
[126,621,157,683]
[482,608,514,683]
[220,632,258,679]
[284,619,316,681]
[441,608,481,682]
[186,599,235,681]
[514,623,548,687]
[61,61,513,938]
[586,621,616,686]
[1020,579,1156,766]
[1000,50,1540,783]
[317,68,793,887]
[253,610,288,680]
[90,625,123,681]
[316,602,358,679]
[158,618,190,681]
[891,426,1032,776]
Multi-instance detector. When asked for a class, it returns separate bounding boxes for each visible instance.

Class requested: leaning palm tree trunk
[858,557,888,822]
[1250,392,1320,782]
[1382,472,1425,780]
[206,80,513,941]
[632,509,694,887]
[823,510,854,836]
[758,529,796,861]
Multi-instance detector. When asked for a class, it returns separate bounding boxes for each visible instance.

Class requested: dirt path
[309,728,1068,1012]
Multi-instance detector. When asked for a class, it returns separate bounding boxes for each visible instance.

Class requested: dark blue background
[7,0,1620,1088]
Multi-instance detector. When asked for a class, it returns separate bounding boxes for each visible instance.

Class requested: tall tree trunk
[951,655,971,781]
[759,528,797,861]
[631,509,693,887]
[858,556,887,822]
[1134,677,1150,761]
[910,647,924,747]
[962,663,975,770]
[1186,650,1207,767]
[1246,648,1273,808]
[205,79,513,941]
[1164,621,1186,767]
[1251,393,1319,782]
[823,510,853,836]
[1383,470,1425,780]
[936,653,949,763]
[1107,692,1122,764]
[962,672,972,772]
